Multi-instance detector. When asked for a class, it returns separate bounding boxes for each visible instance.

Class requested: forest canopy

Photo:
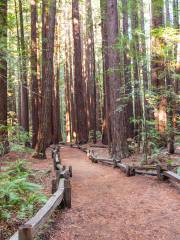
[0,0,179,161]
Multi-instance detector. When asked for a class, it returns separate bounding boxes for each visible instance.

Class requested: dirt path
[50,146,180,240]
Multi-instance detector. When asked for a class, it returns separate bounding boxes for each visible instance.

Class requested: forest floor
[49,146,180,240]
[1,146,180,240]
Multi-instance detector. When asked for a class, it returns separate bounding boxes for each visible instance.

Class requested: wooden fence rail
[9,146,72,240]
[87,148,180,182]
[156,165,180,183]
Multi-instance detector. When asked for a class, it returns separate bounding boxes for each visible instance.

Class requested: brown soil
[49,146,180,240]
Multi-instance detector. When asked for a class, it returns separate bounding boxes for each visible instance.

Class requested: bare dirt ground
[50,146,180,240]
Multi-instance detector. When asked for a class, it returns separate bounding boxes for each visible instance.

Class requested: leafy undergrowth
[0,160,48,239]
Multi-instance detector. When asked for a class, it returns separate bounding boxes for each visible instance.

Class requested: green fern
[0,160,47,221]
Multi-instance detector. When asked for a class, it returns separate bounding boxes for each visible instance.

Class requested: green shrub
[0,160,47,221]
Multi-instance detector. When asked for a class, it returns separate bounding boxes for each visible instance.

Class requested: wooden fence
[70,144,180,185]
[9,146,72,240]
[156,165,180,183]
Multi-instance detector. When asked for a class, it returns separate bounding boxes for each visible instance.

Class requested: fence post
[64,179,71,208]
[19,224,33,240]
[69,166,72,177]
[56,170,61,182]
[156,165,165,181]
[52,179,57,194]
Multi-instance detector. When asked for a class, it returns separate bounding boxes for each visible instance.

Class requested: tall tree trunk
[140,0,148,162]
[19,0,29,132]
[72,0,88,144]
[0,0,8,154]
[122,0,134,138]
[68,30,76,141]
[65,42,72,143]
[151,0,167,143]
[31,0,39,148]
[14,0,22,126]
[53,12,62,144]
[34,0,56,158]
[174,0,180,94]
[85,0,97,143]
[131,0,142,143]
[166,0,178,153]
[106,0,129,159]
[100,0,111,145]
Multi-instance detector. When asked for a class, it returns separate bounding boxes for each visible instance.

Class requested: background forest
[0,0,180,239]
[0,0,179,161]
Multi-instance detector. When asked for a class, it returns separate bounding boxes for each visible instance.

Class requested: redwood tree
[0,1,8,153]
[106,0,129,159]
[85,0,97,143]
[72,0,88,144]
[19,0,29,132]
[151,0,166,136]
[131,0,142,140]
[53,13,62,144]
[31,0,39,148]
[122,0,134,138]
[100,0,111,145]
[35,0,56,158]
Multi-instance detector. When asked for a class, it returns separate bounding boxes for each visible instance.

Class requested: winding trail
[50,146,180,240]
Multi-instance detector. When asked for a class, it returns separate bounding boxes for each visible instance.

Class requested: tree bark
[31,0,39,148]
[151,0,167,138]
[0,0,8,154]
[106,0,129,159]
[34,0,56,158]
[122,0,134,139]
[131,0,142,142]
[72,0,88,144]
[85,0,97,143]
[100,0,111,145]
[14,0,22,126]
[53,12,62,144]
[65,41,72,143]
[19,0,29,133]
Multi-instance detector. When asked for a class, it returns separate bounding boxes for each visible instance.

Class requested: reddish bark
[53,19,62,144]
[19,0,29,133]
[72,0,88,144]
[106,0,129,159]
[85,0,97,143]
[122,0,134,138]
[0,1,8,153]
[35,0,56,158]
[100,0,111,145]
[31,0,39,148]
